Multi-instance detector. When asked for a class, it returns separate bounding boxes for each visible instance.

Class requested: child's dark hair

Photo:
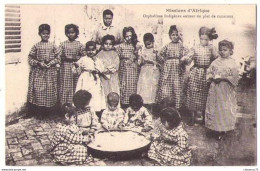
[129,94,143,109]
[143,33,154,43]
[168,25,178,35]
[218,40,234,55]
[123,27,138,50]
[61,103,76,118]
[199,27,218,40]
[39,24,50,34]
[160,107,181,128]
[65,24,79,38]
[73,90,92,109]
[159,96,176,111]
[85,41,97,50]
[103,9,113,17]
[101,35,116,46]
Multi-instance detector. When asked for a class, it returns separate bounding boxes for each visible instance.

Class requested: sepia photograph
[4,4,257,167]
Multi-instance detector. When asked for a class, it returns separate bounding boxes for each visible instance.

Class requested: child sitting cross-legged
[51,90,102,165]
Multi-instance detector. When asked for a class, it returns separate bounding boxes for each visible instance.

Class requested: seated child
[100,92,125,130]
[51,90,100,165]
[120,94,153,132]
[148,107,192,166]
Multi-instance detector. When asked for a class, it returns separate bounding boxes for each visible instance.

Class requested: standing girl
[205,40,239,140]
[117,27,140,108]
[75,41,106,113]
[183,26,219,125]
[27,24,60,118]
[59,24,85,106]
[97,35,120,101]
[156,25,186,110]
[137,33,160,110]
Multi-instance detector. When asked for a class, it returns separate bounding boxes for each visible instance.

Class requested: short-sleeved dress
[75,56,106,112]
[97,50,120,99]
[205,57,239,132]
[186,44,218,111]
[117,42,140,105]
[156,42,186,109]
[137,47,160,104]
[148,122,192,166]
[59,40,85,105]
[27,41,60,107]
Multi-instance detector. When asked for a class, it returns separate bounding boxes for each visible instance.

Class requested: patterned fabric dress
[117,42,140,104]
[186,44,219,111]
[75,107,101,130]
[156,42,186,109]
[137,47,160,104]
[148,122,192,166]
[123,106,153,132]
[51,123,94,165]
[205,57,239,132]
[75,56,106,112]
[97,50,120,100]
[27,41,60,107]
[100,107,125,130]
[59,40,85,105]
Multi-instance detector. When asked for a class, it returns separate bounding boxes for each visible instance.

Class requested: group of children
[27,9,239,166]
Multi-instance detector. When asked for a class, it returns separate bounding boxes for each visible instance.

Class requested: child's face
[103,14,113,27]
[131,104,141,112]
[108,101,118,111]
[103,39,113,51]
[40,30,50,42]
[170,31,179,43]
[86,46,97,57]
[200,35,210,46]
[65,114,77,124]
[66,28,77,41]
[144,40,154,49]
[125,31,132,43]
[219,46,232,58]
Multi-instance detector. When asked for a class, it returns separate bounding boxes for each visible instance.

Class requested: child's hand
[141,126,152,132]
[89,128,96,134]
[38,62,47,69]
[135,120,144,127]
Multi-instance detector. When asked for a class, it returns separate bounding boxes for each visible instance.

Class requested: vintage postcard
[3,4,257,168]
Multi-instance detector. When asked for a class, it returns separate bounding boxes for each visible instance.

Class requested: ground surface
[5,86,256,166]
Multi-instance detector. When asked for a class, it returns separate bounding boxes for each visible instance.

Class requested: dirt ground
[5,85,256,166]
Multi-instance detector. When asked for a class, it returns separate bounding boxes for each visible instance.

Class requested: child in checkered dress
[27,24,60,118]
[156,25,187,110]
[117,27,141,108]
[148,107,192,166]
[51,90,100,165]
[59,24,85,106]
[120,94,153,133]
[75,41,106,112]
[137,33,160,109]
[182,27,219,125]
[97,35,120,103]
[100,92,125,130]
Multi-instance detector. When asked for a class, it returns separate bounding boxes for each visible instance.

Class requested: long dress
[117,42,140,105]
[137,47,160,104]
[59,40,85,105]
[27,41,60,107]
[156,42,186,109]
[205,57,239,132]
[96,50,120,99]
[148,122,192,166]
[186,44,219,112]
[75,56,106,112]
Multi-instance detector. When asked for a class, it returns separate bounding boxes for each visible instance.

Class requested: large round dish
[87,130,151,160]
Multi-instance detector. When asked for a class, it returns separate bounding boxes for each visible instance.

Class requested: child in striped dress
[156,25,187,110]
[137,33,160,110]
[97,35,120,102]
[59,24,85,106]
[51,90,102,165]
[205,40,239,140]
[148,107,192,166]
[182,27,219,125]
[117,27,141,108]
[27,24,60,118]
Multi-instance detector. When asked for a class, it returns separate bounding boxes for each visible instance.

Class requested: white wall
[5,5,256,116]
